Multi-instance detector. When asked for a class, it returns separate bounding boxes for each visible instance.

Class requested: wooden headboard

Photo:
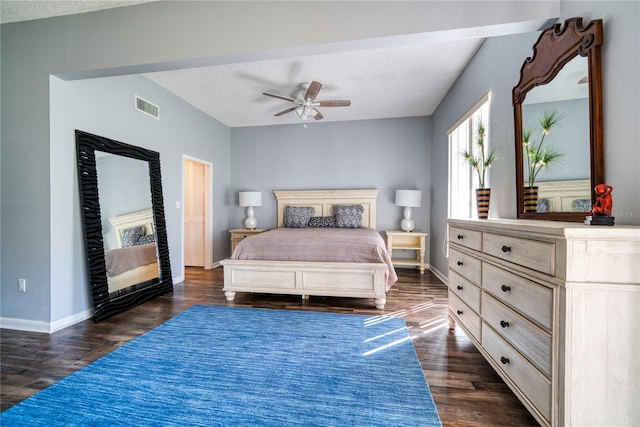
[108,208,155,248]
[537,179,591,212]
[274,189,379,229]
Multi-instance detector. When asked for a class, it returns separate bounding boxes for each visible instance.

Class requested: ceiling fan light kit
[263,80,351,122]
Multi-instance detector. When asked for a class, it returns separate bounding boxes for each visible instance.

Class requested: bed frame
[536,179,591,212]
[107,208,159,293]
[220,189,389,309]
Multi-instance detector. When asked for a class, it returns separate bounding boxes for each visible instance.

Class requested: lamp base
[245,206,257,229]
[400,206,415,232]
[400,218,415,232]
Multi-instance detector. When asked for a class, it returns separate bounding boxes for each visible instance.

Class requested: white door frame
[182,155,214,275]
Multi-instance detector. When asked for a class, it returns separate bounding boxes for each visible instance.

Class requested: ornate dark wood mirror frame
[76,130,173,322]
[513,17,604,221]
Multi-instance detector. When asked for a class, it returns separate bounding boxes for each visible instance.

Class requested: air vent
[135,95,159,119]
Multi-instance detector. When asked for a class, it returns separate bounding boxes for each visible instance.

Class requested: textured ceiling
[144,38,483,127]
[2,1,551,128]
[0,0,159,24]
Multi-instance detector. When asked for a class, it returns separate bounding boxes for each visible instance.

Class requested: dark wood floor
[1,267,538,426]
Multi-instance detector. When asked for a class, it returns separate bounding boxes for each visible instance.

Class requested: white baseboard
[429,265,448,286]
[1,308,94,334]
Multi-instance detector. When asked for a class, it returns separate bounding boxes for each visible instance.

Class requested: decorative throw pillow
[333,205,364,228]
[121,225,145,247]
[308,216,336,228]
[572,199,591,212]
[536,198,550,213]
[137,234,156,245]
[284,206,315,228]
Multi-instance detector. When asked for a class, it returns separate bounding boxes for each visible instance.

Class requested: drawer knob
[500,320,510,328]
[500,356,510,365]
[501,245,511,253]
[456,285,463,291]
[457,261,464,266]
[501,285,511,292]
[457,234,464,240]
[457,310,463,315]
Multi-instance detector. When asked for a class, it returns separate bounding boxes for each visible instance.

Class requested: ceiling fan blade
[274,107,296,116]
[313,110,324,120]
[317,100,351,107]
[263,92,296,102]
[304,81,323,100]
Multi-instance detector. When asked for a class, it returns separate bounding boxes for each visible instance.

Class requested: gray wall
[429,1,640,277]
[46,74,230,328]
[522,98,590,182]
[230,117,431,233]
[5,1,637,330]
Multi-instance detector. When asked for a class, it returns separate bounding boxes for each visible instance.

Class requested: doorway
[183,157,213,269]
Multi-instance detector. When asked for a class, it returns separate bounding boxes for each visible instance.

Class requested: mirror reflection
[513,17,604,222]
[521,56,591,213]
[76,130,173,322]
[95,152,160,295]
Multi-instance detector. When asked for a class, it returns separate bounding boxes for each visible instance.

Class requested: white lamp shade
[395,190,422,207]
[239,191,262,207]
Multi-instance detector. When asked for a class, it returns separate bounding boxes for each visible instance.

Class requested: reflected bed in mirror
[106,208,159,295]
[513,17,604,222]
[76,130,173,322]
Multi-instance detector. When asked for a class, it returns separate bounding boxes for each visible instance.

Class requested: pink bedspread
[231,228,398,290]
[105,243,157,276]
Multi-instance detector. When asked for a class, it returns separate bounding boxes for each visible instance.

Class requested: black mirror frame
[513,17,604,221]
[76,130,173,322]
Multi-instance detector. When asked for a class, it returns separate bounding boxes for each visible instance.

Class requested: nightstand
[230,228,268,252]
[385,230,428,274]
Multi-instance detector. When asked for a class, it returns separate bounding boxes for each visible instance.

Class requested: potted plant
[522,110,565,212]
[462,122,498,219]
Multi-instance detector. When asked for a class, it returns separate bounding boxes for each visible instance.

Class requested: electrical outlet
[18,279,26,292]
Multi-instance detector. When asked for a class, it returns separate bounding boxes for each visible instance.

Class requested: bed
[536,179,592,212]
[220,189,396,309]
[106,208,160,293]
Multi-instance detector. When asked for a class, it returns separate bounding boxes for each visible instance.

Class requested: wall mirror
[76,130,173,322]
[513,17,604,221]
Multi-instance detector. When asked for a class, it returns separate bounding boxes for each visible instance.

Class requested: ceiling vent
[135,95,159,119]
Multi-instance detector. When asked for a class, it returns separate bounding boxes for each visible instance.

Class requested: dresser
[446,218,639,427]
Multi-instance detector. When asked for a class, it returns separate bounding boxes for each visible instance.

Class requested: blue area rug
[1,305,441,426]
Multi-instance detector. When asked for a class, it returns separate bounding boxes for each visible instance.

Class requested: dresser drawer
[483,232,555,275]
[482,293,551,377]
[482,324,551,423]
[450,226,482,251]
[449,248,481,285]
[449,291,481,341]
[482,263,553,331]
[448,269,481,313]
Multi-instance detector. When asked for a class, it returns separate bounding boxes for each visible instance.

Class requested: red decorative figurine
[591,184,613,216]
[586,184,614,225]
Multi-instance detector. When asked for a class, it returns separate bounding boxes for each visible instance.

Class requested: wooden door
[184,159,205,267]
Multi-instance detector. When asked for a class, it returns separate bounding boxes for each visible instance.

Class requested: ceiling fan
[263,81,351,121]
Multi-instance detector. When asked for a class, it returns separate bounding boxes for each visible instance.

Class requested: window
[448,94,490,219]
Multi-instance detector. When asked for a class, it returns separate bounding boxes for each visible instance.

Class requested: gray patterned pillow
[121,225,145,247]
[334,205,364,228]
[572,199,591,212]
[308,216,336,228]
[284,206,315,228]
[137,234,156,245]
